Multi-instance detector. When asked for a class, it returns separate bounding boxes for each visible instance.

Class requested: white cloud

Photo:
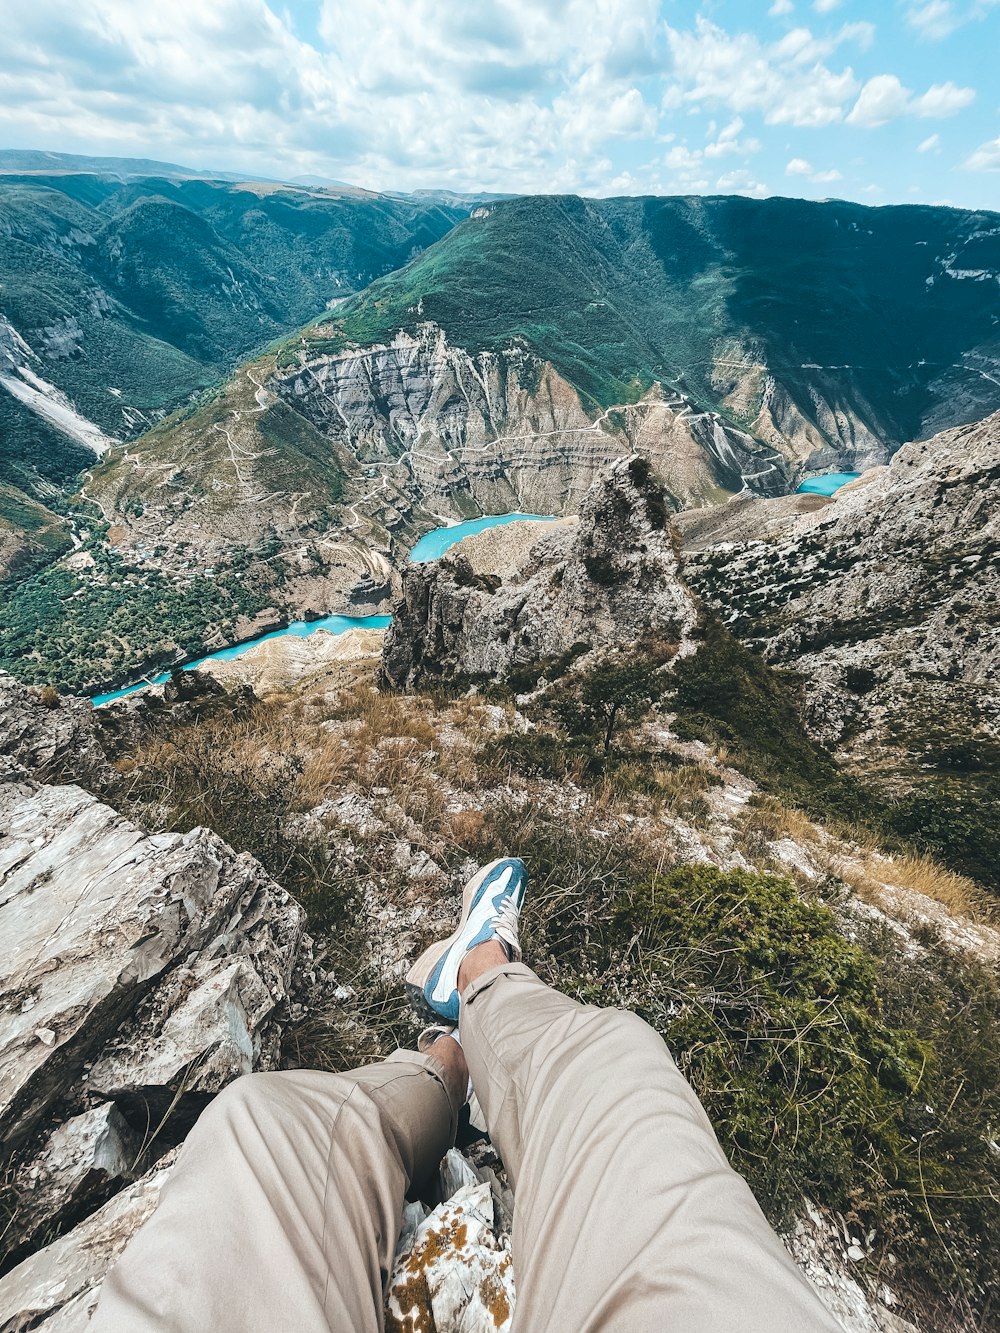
[663,116,762,186]
[918,133,942,152]
[965,136,1000,170]
[703,116,762,158]
[905,0,1000,39]
[846,75,911,127]
[715,168,769,197]
[914,81,976,117]
[786,156,841,183]
[665,144,704,171]
[0,0,671,193]
[814,0,841,11]
[0,0,986,200]
[846,74,975,126]
[906,1,958,37]
[663,17,868,129]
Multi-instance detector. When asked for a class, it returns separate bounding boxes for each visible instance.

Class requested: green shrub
[666,617,865,818]
[614,867,1000,1317]
[886,777,1000,893]
[481,802,1000,1326]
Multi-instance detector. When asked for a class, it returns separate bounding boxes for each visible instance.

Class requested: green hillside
[0,170,475,497]
[327,194,1000,437]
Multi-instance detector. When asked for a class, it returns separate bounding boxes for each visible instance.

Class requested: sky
[2,0,999,208]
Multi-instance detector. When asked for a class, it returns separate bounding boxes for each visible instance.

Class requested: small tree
[557,656,664,755]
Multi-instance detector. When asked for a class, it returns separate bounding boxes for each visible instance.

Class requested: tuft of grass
[822,845,994,927]
[738,795,820,847]
[878,853,992,923]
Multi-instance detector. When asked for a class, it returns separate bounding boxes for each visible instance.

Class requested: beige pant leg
[460,963,843,1333]
[91,1052,458,1333]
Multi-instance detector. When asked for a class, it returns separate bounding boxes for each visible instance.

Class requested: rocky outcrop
[0,672,110,784]
[0,669,312,1306]
[387,1149,516,1333]
[7,1105,142,1259]
[682,411,1000,756]
[80,326,789,664]
[0,779,304,1156]
[0,669,310,1281]
[381,457,699,688]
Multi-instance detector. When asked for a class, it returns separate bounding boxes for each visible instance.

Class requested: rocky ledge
[381,455,699,688]
[681,410,1000,757]
[0,685,308,1322]
[0,676,518,1333]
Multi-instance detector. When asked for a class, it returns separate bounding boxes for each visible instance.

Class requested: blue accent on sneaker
[407,858,527,1023]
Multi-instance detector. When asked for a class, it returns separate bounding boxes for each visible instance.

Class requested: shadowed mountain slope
[328,193,1000,460]
[0,167,475,500]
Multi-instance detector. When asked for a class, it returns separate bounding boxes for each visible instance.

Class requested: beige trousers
[92,964,842,1332]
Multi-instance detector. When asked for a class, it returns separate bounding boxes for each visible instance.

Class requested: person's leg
[458,946,843,1333]
[91,1044,465,1333]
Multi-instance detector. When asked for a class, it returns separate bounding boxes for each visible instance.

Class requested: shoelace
[492,895,522,961]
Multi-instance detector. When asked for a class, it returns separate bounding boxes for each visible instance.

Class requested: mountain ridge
[0,167,478,507]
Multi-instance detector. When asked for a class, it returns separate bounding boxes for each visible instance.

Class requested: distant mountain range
[331,193,1000,457]
[0,154,487,506]
[4,171,1000,691]
[0,149,273,183]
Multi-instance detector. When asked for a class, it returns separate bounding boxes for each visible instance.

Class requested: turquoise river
[91,513,555,706]
[92,482,859,708]
[795,472,861,497]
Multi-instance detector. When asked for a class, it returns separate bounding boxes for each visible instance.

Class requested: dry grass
[816,841,993,926]
[442,808,488,852]
[739,795,820,845]
[592,758,717,820]
[875,852,993,923]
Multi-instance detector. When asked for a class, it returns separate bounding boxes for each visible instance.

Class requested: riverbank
[91,512,556,706]
[91,614,392,706]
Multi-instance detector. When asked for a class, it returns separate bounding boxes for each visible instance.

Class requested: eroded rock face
[83,326,791,652]
[682,411,1000,755]
[0,672,109,784]
[274,326,790,521]
[0,779,303,1154]
[381,457,699,688]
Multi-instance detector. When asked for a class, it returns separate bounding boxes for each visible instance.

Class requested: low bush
[480,800,1000,1329]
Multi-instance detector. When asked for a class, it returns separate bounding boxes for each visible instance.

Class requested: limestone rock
[7,1105,141,1263]
[387,1182,515,1333]
[272,326,789,521]
[0,672,108,784]
[197,626,385,697]
[787,1202,918,1333]
[382,457,699,688]
[0,778,304,1154]
[683,411,1000,756]
[87,955,284,1098]
[0,1152,176,1332]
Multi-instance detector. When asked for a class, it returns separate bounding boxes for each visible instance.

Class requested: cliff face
[86,325,793,586]
[272,324,792,518]
[681,411,1000,762]
[381,455,699,688]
